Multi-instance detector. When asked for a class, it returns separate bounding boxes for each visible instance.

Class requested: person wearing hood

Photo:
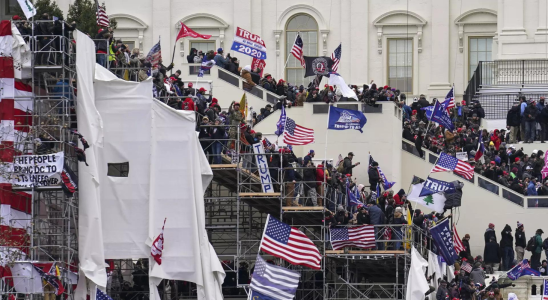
[393,188,406,206]
[515,222,526,262]
[485,223,497,244]
[484,237,501,273]
[530,229,544,270]
[500,224,514,271]
[356,205,370,225]
[187,48,198,63]
[462,234,472,257]
[241,65,256,91]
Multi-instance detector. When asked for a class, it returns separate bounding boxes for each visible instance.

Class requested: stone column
[499,0,526,40]
[427,0,451,98]
[536,0,548,37]
[151,0,171,63]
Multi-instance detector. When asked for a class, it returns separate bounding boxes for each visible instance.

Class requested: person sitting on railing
[335,205,352,227]
[226,57,240,76]
[214,48,230,69]
[240,66,256,91]
[276,79,288,97]
[306,87,321,102]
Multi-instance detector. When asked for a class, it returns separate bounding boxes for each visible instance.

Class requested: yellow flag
[55,265,61,278]
[405,208,412,250]
[239,93,247,120]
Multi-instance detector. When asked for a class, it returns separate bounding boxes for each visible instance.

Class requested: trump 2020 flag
[151,218,166,265]
[429,219,459,265]
[507,259,540,280]
[430,99,455,131]
[327,106,367,133]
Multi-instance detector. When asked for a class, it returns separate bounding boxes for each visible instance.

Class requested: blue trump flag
[369,154,395,190]
[429,218,459,265]
[419,177,456,197]
[346,180,364,206]
[275,105,287,136]
[507,259,541,280]
[327,106,367,133]
[430,100,455,131]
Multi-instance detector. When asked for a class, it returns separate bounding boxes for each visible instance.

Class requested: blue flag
[275,105,287,136]
[346,180,364,206]
[419,177,456,197]
[430,100,454,131]
[369,154,395,190]
[507,259,541,280]
[328,106,367,133]
[429,219,459,265]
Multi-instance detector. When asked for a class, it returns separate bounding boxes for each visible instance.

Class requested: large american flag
[96,288,114,300]
[283,118,314,146]
[95,0,109,27]
[250,255,301,300]
[460,261,472,273]
[290,34,305,68]
[330,225,375,250]
[453,226,466,255]
[260,215,322,269]
[145,41,162,68]
[431,152,474,179]
[444,86,455,110]
[331,43,342,72]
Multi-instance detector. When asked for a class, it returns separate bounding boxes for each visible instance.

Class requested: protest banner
[252,143,274,193]
[231,27,267,60]
[10,152,64,187]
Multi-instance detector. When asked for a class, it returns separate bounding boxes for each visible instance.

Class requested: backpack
[526,236,538,252]
[337,160,345,173]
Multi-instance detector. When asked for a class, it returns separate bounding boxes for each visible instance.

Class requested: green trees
[67,0,116,36]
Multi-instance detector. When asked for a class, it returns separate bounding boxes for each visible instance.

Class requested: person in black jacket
[506,104,521,143]
[500,224,514,271]
[524,99,539,143]
[462,234,472,257]
[484,223,497,244]
[484,237,501,272]
[515,222,526,262]
[36,13,54,65]
[368,161,381,191]
[210,118,225,165]
[187,48,197,63]
[343,152,360,176]
[356,206,370,225]
[226,57,240,76]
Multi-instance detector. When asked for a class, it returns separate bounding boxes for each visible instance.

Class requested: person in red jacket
[393,188,406,206]
[181,97,196,111]
[315,161,328,207]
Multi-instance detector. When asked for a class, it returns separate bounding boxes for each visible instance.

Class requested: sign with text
[251,58,266,76]
[231,27,267,60]
[11,152,64,187]
[456,152,467,161]
[252,143,274,193]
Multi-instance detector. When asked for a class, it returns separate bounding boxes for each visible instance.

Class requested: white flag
[328,73,358,100]
[407,182,447,213]
[17,0,37,19]
[406,247,429,300]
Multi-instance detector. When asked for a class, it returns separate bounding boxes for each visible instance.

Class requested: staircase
[464,60,548,119]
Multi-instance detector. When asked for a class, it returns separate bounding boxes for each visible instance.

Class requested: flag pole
[283,34,299,70]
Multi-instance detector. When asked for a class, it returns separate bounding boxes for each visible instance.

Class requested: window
[107,162,129,177]
[5,0,17,15]
[469,37,492,79]
[191,41,216,54]
[388,39,412,93]
[285,14,318,87]
[122,41,136,51]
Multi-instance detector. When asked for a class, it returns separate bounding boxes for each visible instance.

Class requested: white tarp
[427,250,442,300]
[75,30,107,297]
[406,246,429,300]
[10,262,43,294]
[76,30,224,300]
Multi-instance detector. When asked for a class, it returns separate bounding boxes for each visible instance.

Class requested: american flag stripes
[460,261,472,273]
[96,288,114,300]
[95,0,110,28]
[331,43,342,72]
[151,218,166,265]
[145,40,162,68]
[453,227,466,255]
[431,152,474,180]
[259,215,321,269]
[250,255,301,300]
[330,225,375,250]
[445,86,455,110]
[290,35,305,68]
[283,118,314,146]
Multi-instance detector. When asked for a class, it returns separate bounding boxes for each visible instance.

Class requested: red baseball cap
[199,87,206,92]
[188,82,193,87]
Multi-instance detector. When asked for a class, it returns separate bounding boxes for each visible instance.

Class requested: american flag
[453,227,466,255]
[444,86,455,110]
[260,215,322,269]
[198,57,216,77]
[543,279,548,299]
[290,34,305,68]
[283,118,314,146]
[460,261,472,273]
[145,41,162,68]
[95,0,109,27]
[431,152,474,179]
[151,218,166,265]
[330,225,375,250]
[250,255,301,300]
[32,264,64,295]
[96,288,114,300]
[331,43,342,72]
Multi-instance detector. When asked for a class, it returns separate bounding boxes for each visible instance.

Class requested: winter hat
[12,15,21,20]
[512,167,518,173]
[217,47,223,53]
[470,150,477,156]
[517,221,523,228]
[515,157,520,162]
[395,207,403,213]
[488,223,495,228]
[489,141,494,146]
[211,98,218,103]
[337,205,345,212]
[464,234,470,239]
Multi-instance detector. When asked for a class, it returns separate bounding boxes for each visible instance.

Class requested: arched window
[285,14,318,87]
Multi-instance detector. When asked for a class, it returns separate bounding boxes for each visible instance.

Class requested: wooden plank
[210,164,238,169]
[240,192,282,197]
[282,207,324,211]
[326,250,406,255]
